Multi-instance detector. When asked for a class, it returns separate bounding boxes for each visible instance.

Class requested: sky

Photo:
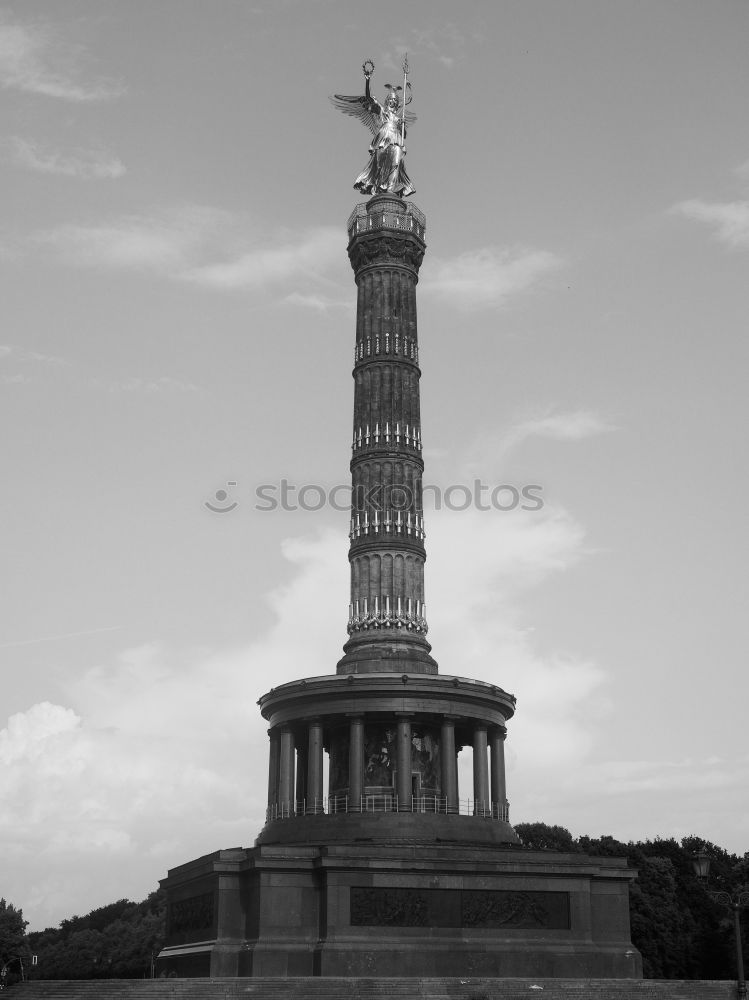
[1,0,748,932]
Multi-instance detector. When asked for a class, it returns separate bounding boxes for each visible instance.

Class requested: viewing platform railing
[347,202,426,241]
[266,796,510,823]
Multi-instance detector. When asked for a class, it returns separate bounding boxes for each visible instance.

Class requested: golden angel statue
[331,58,416,197]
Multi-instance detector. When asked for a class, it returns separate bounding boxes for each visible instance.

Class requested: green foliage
[0,898,30,986]
[27,889,166,980]
[0,898,28,959]
[515,822,577,852]
[630,855,700,977]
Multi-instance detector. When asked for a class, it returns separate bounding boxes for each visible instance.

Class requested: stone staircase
[7,980,738,1000]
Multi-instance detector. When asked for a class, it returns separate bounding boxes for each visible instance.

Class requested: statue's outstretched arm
[329,62,388,135]
[363,73,380,114]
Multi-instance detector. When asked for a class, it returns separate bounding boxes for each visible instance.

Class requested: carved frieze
[348,234,425,274]
[351,887,427,927]
[168,892,215,934]
[350,887,570,930]
[461,889,565,929]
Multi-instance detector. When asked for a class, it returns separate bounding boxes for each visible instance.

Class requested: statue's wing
[330,94,381,136]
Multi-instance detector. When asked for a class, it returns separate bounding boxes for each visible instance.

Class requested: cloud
[455,409,617,476]
[0,342,71,383]
[182,227,341,290]
[536,754,749,847]
[0,13,124,102]
[37,220,193,271]
[0,531,345,929]
[0,343,69,367]
[35,206,231,273]
[0,342,202,396]
[673,198,749,249]
[495,409,618,461]
[282,291,350,312]
[382,24,466,72]
[422,246,563,310]
[8,136,125,179]
[35,211,344,296]
[514,411,617,442]
[0,702,80,765]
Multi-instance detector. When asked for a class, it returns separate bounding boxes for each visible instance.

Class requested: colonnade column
[295,744,307,809]
[307,720,324,814]
[490,726,508,820]
[267,729,280,816]
[440,716,459,814]
[278,726,296,816]
[348,716,364,812]
[472,724,489,816]
[396,715,413,810]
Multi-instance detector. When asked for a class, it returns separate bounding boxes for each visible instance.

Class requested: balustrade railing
[265,796,510,823]
[347,203,426,241]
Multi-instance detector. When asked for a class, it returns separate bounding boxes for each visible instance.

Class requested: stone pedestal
[157,839,642,979]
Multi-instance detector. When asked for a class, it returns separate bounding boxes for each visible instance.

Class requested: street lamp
[692,851,749,1000]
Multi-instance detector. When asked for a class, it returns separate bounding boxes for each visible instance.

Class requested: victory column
[156,61,641,981]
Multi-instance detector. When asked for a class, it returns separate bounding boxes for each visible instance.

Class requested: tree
[515,827,744,980]
[27,889,166,980]
[514,822,577,852]
[0,898,30,984]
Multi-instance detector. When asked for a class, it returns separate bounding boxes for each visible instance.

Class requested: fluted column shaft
[396,715,413,809]
[267,730,280,809]
[340,196,436,674]
[307,720,324,813]
[278,727,295,815]
[348,716,364,811]
[490,727,507,819]
[473,724,489,815]
[440,717,459,813]
[295,744,307,807]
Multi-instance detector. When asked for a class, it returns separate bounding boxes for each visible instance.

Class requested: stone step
[9,979,738,1000]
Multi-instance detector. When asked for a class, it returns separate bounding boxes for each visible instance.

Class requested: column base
[337,634,438,674]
